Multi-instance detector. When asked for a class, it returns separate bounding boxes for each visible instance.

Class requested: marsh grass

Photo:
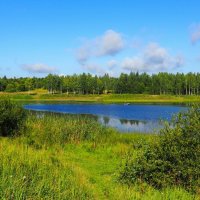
[23,112,116,148]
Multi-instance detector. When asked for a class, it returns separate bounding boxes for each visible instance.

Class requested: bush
[120,106,200,192]
[0,98,26,137]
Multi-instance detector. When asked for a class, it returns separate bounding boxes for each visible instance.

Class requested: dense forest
[0,72,200,95]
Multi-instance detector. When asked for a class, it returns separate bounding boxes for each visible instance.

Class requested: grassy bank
[1,90,200,104]
[0,112,198,199]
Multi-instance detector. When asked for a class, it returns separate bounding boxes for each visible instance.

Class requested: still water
[24,103,187,133]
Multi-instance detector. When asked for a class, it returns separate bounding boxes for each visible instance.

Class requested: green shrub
[0,98,26,137]
[120,106,200,192]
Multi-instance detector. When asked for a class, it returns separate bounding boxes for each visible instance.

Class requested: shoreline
[1,92,200,104]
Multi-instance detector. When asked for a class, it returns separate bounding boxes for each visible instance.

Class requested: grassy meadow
[1,90,200,104]
[0,111,199,200]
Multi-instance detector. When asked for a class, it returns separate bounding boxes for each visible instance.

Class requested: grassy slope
[1,90,200,103]
[0,138,197,200]
[0,113,198,199]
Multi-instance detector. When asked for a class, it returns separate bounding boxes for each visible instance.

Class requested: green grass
[1,91,200,104]
[0,140,197,200]
[0,113,198,199]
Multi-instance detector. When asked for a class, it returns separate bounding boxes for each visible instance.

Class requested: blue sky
[0,0,200,77]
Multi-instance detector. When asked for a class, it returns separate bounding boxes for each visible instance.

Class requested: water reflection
[98,116,162,133]
[30,110,163,133]
[25,103,187,133]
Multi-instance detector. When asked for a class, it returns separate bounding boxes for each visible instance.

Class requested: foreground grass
[0,113,198,199]
[0,139,197,200]
[1,90,200,104]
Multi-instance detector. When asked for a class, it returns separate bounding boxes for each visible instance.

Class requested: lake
[24,103,188,133]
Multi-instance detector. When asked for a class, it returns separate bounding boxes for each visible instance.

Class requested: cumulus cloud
[21,63,57,74]
[76,30,124,64]
[121,43,184,72]
[98,30,124,56]
[190,24,200,44]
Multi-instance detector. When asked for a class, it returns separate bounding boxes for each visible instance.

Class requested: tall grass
[0,139,94,199]
[0,112,198,199]
[23,112,116,148]
[0,138,196,199]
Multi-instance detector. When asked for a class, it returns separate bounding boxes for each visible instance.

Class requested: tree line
[0,72,200,95]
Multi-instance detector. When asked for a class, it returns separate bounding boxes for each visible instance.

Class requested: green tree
[5,83,16,92]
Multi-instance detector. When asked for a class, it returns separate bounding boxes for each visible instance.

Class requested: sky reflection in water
[24,104,187,133]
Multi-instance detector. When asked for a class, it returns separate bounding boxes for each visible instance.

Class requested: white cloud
[75,45,91,64]
[75,30,124,64]
[107,60,118,70]
[82,63,105,75]
[98,30,124,56]
[144,43,169,65]
[191,24,200,44]
[122,57,145,71]
[121,43,184,72]
[21,63,57,74]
